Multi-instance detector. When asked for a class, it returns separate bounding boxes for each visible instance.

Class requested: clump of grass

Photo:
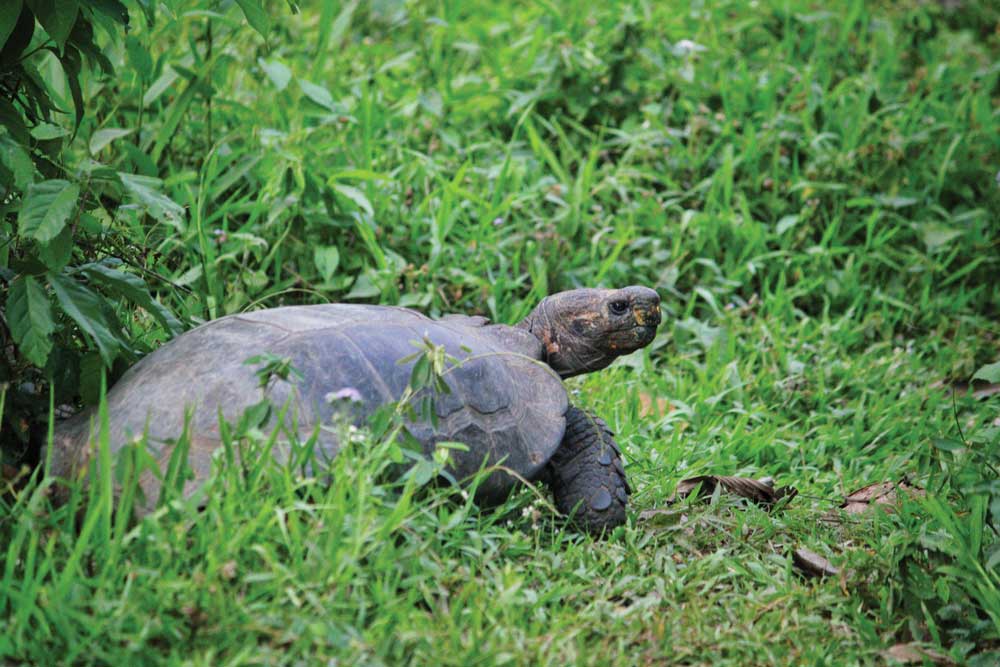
[2,0,999,664]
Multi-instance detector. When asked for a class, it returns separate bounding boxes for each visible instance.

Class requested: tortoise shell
[49,304,569,512]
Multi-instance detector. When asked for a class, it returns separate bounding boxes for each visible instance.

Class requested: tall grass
[0,0,998,664]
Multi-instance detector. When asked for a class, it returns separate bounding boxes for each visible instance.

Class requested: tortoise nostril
[625,285,660,306]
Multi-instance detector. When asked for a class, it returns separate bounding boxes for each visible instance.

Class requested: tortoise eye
[609,300,629,315]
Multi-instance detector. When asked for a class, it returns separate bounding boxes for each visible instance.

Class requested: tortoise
[49,286,661,533]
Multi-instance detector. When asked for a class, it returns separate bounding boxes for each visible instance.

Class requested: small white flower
[325,387,362,403]
[672,39,706,57]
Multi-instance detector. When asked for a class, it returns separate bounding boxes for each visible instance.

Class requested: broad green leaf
[78,350,103,405]
[173,264,203,287]
[117,172,185,225]
[298,79,336,111]
[26,0,78,48]
[125,35,152,80]
[80,261,183,336]
[88,0,128,25]
[61,43,85,130]
[30,123,70,140]
[120,143,157,177]
[0,134,35,188]
[332,183,373,216]
[89,127,134,155]
[241,269,268,290]
[18,179,79,243]
[49,273,122,365]
[37,224,73,270]
[66,16,110,71]
[932,438,964,453]
[345,271,380,299]
[0,99,29,144]
[0,0,22,48]
[234,0,270,39]
[313,246,340,282]
[972,361,1000,384]
[7,275,54,366]
[258,58,291,91]
[919,223,963,253]
[406,458,436,487]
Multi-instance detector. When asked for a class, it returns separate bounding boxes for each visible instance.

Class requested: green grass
[2,0,1000,664]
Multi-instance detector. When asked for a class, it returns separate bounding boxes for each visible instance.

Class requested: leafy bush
[0,0,272,461]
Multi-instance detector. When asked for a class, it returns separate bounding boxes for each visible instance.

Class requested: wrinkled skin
[517,286,661,379]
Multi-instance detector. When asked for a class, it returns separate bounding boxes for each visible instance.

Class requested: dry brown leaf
[973,383,1000,400]
[791,548,839,578]
[932,379,1000,401]
[638,392,671,417]
[840,479,925,515]
[673,475,798,508]
[220,560,238,581]
[880,643,955,665]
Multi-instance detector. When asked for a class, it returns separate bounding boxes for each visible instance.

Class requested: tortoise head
[517,286,661,378]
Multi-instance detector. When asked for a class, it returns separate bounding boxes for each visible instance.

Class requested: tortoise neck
[515,298,552,361]
[517,297,606,379]
[514,310,538,335]
[514,298,548,340]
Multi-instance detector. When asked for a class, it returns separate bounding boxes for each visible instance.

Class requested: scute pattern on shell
[49,304,567,513]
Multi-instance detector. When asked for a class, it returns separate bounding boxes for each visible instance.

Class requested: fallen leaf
[638,392,671,417]
[791,548,839,578]
[931,378,1000,400]
[973,383,1000,400]
[839,479,925,516]
[672,475,798,508]
[880,643,955,665]
[220,560,238,581]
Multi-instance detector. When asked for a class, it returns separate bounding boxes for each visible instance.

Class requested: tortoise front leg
[546,405,630,534]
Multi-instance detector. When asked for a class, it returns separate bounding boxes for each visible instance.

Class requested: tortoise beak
[626,286,661,328]
[633,306,660,327]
